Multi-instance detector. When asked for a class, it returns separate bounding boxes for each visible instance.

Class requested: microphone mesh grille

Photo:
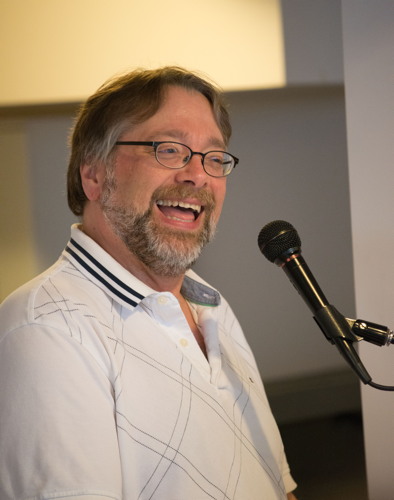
[258,220,301,262]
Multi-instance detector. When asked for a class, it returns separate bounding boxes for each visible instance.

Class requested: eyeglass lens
[156,142,234,177]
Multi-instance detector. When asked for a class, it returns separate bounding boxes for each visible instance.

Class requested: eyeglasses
[114,141,239,177]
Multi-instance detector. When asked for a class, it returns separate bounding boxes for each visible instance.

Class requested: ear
[80,163,105,201]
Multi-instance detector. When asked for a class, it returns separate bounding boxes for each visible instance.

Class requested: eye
[212,156,225,165]
[155,142,190,167]
[205,151,226,167]
[157,143,181,155]
[160,147,177,154]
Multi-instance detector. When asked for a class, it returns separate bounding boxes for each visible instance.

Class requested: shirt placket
[142,292,212,380]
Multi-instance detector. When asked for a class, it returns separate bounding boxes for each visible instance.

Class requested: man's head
[68,67,235,278]
[67,66,232,216]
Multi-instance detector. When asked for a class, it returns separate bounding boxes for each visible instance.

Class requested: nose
[174,152,208,187]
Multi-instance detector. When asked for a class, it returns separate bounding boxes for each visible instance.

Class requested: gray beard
[101,181,217,277]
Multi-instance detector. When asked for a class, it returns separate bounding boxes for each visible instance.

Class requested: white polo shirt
[0,224,296,500]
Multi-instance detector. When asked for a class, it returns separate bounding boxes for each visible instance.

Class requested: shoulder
[0,257,77,337]
[0,255,116,381]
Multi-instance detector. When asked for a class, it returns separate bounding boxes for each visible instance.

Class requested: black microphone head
[258,220,301,263]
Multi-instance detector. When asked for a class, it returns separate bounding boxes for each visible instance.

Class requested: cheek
[117,184,150,211]
[114,167,153,207]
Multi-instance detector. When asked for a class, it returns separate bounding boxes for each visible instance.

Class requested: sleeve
[281,452,298,494]
[0,323,122,500]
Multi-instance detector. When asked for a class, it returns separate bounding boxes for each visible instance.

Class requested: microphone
[257,220,372,385]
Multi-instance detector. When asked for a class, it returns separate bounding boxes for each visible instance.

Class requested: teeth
[157,200,202,214]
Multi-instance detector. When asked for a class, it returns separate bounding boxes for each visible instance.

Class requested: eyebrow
[147,129,227,150]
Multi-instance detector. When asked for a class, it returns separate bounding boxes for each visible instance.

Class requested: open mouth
[156,199,203,221]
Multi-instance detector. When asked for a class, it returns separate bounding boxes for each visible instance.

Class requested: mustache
[150,185,215,210]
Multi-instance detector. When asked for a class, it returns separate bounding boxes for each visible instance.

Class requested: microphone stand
[346,317,394,391]
[257,220,394,390]
[346,318,394,347]
[315,308,394,391]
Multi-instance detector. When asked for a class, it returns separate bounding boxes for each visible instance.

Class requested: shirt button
[158,296,168,305]
[179,338,189,347]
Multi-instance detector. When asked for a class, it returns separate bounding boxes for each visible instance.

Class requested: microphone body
[258,221,372,384]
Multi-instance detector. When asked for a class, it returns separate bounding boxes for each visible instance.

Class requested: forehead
[126,86,225,146]
[151,86,216,124]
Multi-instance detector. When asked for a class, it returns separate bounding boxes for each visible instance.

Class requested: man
[0,67,297,499]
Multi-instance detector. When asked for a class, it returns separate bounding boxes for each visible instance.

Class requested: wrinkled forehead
[153,85,227,144]
[120,85,225,146]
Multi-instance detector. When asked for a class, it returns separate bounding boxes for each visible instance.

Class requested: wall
[0,0,285,105]
[342,1,394,497]
[281,0,343,85]
[0,109,76,298]
[0,118,38,298]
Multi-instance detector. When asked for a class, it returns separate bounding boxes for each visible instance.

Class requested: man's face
[101,85,227,277]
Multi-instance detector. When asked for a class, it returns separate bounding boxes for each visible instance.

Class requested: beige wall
[0,0,285,106]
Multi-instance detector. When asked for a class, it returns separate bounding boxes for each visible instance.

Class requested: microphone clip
[345,318,394,347]
[313,305,372,385]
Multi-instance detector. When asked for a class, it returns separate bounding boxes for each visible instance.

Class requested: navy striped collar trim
[65,238,145,308]
[65,237,220,308]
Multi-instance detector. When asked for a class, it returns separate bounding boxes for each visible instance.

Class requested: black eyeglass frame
[114,140,239,178]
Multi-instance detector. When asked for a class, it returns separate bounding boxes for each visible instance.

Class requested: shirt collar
[181,274,220,306]
[63,224,220,310]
